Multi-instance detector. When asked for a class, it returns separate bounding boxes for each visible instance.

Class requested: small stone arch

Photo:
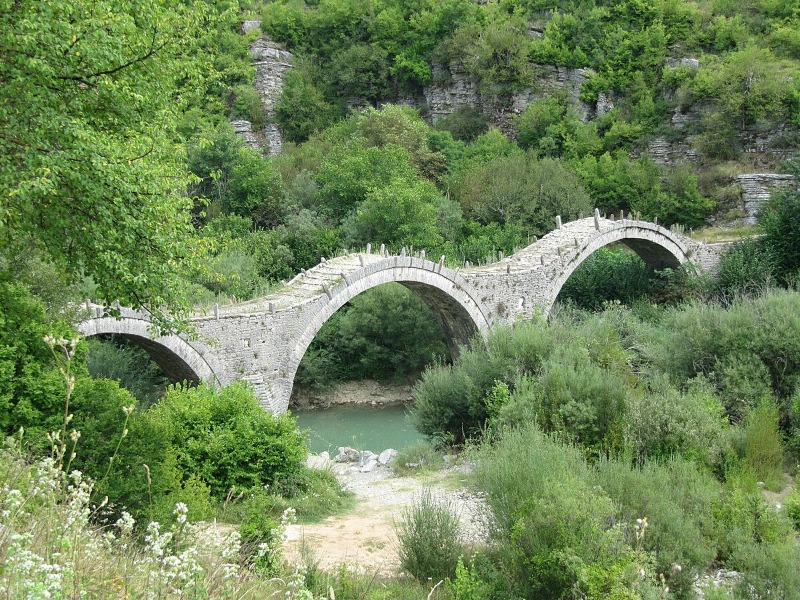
[77,317,219,385]
[545,221,692,313]
[279,259,492,413]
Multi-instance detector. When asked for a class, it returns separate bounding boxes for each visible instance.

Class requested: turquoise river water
[293,403,426,455]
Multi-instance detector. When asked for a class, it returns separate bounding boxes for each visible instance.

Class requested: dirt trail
[283,460,488,576]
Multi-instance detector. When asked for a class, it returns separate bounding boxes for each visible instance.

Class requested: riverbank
[282,453,488,576]
[290,380,415,409]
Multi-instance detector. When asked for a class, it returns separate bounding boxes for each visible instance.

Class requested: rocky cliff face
[229,21,293,156]
[423,62,591,125]
[250,39,293,156]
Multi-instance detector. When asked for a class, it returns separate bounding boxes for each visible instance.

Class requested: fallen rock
[335,447,360,463]
[378,449,398,466]
[359,451,378,467]
[360,458,379,473]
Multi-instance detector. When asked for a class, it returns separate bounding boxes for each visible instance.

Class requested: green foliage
[316,144,417,220]
[632,165,715,229]
[558,247,654,310]
[451,15,533,93]
[693,46,795,127]
[624,377,728,466]
[450,154,593,237]
[451,557,492,600]
[342,177,447,250]
[86,338,168,408]
[327,43,391,102]
[412,318,631,448]
[149,383,307,500]
[0,283,82,446]
[716,238,775,296]
[434,107,488,143]
[743,398,785,490]
[296,283,449,388]
[639,291,800,411]
[571,152,661,216]
[474,424,663,599]
[593,456,720,594]
[761,187,800,285]
[276,68,341,144]
[785,488,800,530]
[188,124,284,226]
[0,0,213,326]
[395,489,463,582]
[237,492,283,572]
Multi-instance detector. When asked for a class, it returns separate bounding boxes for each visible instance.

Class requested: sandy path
[283,459,488,576]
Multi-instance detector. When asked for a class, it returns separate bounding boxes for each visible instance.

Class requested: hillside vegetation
[1,0,800,598]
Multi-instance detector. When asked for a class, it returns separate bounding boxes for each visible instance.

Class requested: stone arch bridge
[78,214,725,414]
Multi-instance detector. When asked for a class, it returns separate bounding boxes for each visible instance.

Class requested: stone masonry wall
[734,174,797,225]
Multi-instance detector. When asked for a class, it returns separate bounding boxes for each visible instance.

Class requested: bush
[86,338,168,408]
[558,247,653,310]
[435,106,488,143]
[624,377,728,466]
[761,187,800,285]
[716,238,775,296]
[395,489,463,582]
[594,456,720,595]
[0,282,82,447]
[743,398,785,490]
[784,488,800,530]
[150,382,307,500]
[474,425,664,599]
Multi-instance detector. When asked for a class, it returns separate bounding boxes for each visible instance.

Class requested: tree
[450,154,593,236]
[693,46,793,127]
[343,177,446,250]
[761,187,800,284]
[0,0,212,328]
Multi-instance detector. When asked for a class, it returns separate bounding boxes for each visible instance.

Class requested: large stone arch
[280,259,492,413]
[77,316,219,385]
[544,220,693,312]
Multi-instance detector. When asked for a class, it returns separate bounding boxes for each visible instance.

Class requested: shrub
[624,376,728,466]
[784,489,800,530]
[0,282,82,447]
[435,106,488,143]
[474,425,663,598]
[714,353,773,423]
[713,477,795,566]
[558,247,653,310]
[762,187,800,285]
[536,345,628,450]
[395,489,463,581]
[86,337,168,408]
[150,382,307,500]
[743,398,785,490]
[238,494,292,574]
[593,457,720,596]
[716,238,775,296]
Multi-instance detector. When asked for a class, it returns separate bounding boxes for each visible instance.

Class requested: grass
[391,441,445,476]
[690,225,759,242]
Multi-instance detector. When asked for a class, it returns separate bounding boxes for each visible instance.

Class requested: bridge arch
[77,316,219,385]
[280,258,492,413]
[543,219,693,313]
